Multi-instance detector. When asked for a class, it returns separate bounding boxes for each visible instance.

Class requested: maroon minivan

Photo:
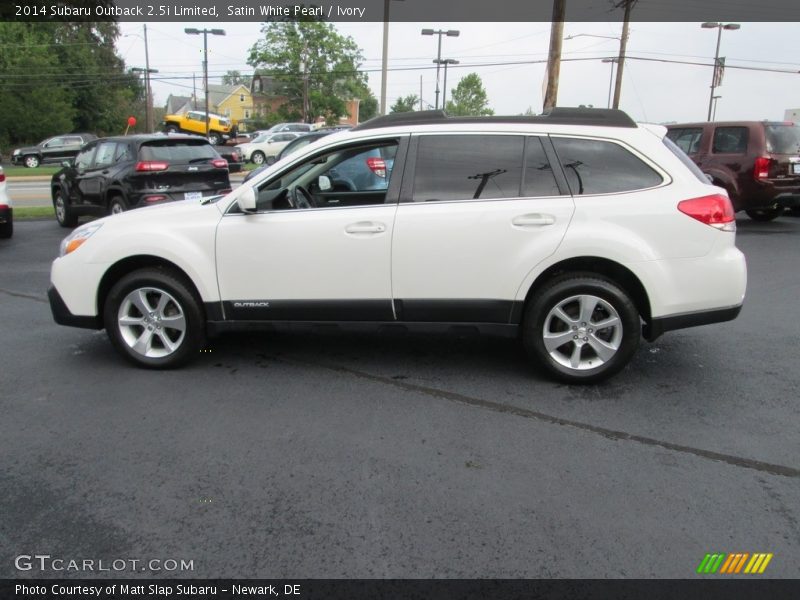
[666,121,800,221]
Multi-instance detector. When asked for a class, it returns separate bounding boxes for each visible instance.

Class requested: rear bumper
[643,304,742,342]
[48,286,102,330]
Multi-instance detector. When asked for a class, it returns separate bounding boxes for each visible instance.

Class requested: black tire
[104,267,205,369]
[24,155,40,168]
[108,195,128,216]
[746,207,783,221]
[0,219,12,239]
[522,274,641,384]
[53,188,78,228]
[266,155,276,166]
[208,132,222,146]
[251,151,266,165]
[165,124,179,134]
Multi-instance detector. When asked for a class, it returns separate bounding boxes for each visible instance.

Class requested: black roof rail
[352,107,637,131]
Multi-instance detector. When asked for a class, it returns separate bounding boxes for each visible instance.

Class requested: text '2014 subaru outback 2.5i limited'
[48,109,747,384]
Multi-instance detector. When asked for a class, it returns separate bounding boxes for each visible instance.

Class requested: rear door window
[712,127,749,154]
[666,127,704,155]
[523,137,560,197]
[412,135,524,202]
[94,142,117,168]
[552,137,663,195]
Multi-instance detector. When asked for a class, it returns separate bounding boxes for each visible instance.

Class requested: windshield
[765,125,800,154]
[252,134,270,143]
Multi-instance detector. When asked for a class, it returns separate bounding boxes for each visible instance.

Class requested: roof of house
[165,94,193,114]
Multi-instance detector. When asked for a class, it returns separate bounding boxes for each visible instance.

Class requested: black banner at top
[4,0,800,22]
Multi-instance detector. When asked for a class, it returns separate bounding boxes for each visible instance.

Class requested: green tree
[445,73,494,116]
[222,70,252,87]
[390,94,419,113]
[247,21,367,124]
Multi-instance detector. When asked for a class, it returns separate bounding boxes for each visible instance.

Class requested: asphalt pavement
[1,215,798,579]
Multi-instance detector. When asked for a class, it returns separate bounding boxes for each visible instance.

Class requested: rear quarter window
[552,137,663,195]
[765,125,800,154]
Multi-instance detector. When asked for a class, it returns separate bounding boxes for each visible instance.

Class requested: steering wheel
[291,185,315,209]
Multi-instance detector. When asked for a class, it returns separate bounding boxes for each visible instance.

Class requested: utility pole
[543,0,565,111]
[143,24,152,132]
[419,75,423,111]
[184,28,226,139]
[612,0,635,109]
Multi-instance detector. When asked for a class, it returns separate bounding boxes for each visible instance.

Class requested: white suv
[48,109,747,383]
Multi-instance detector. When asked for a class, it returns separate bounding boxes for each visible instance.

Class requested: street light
[184,27,226,140]
[131,67,159,132]
[601,58,618,109]
[433,59,459,108]
[125,25,154,132]
[701,22,740,121]
[421,28,460,110]
[564,33,621,41]
[380,0,405,116]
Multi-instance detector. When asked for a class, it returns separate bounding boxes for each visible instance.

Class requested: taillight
[218,188,232,194]
[135,161,169,172]
[0,173,5,182]
[678,193,736,231]
[754,156,772,180]
[210,158,228,169]
[366,157,386,178]
[231,151,240,162]
[143,195,168,203]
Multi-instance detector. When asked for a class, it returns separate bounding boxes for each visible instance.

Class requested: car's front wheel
[24,155,40,168]
[108,195,128,215]
[523,274,640,384]
[104,268,205,369]
[251,151,266,165]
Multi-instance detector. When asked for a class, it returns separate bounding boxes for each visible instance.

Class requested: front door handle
[345,221,386,234]
[512,213,556,227]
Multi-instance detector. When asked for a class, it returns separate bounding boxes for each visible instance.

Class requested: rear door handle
[512,213,556,227]
[345,221,386,234]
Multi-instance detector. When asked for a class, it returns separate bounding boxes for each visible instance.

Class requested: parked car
[666,121,800,221]
[0,165,12,238]
[51,134,231,227]
[235,132,300,165]
[265,122,314,134]
[12,133,97,168]
[48,108,747,383]
[243,131,337,182]
[162,111,235,146]
[214,146,243,173]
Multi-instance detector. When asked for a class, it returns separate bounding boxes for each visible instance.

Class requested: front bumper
[48,286,102,330]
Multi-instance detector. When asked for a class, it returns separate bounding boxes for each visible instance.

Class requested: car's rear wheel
[53,189,78,228]
[251,151,266,165]
[165,124,179,134]
[208,132,222,146]
[104,268,205,369]
[266,155,276,166]
[108,195,128,215]
[523,274,640,384]
[746,207,783,221]
[24,155,40,168]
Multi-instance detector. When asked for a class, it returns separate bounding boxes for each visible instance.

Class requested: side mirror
[318,175,332,192]
[237,186,258,213]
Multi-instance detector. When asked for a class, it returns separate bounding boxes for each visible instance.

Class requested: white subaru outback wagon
[49,108,747,383]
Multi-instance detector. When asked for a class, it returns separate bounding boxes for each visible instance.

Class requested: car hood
[14,145,41,154]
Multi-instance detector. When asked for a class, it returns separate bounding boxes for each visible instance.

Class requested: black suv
[51,135,231,227]
[12,133,97,168]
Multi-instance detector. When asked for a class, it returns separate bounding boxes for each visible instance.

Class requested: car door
[75,141,116,207]
[63,142,97,205]
[214,135,408,322]
[390,133,574,323]
[41,137,67,164]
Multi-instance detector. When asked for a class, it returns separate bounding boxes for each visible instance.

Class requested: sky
[117,21,800,124]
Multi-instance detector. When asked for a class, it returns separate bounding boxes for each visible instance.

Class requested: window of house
[552,137,663,195]
[412,135,524,202]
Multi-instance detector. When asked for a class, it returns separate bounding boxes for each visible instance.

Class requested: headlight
[59,223,103,257]
[13,149,20,155]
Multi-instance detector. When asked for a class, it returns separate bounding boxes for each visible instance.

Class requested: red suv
[666,121,800,221]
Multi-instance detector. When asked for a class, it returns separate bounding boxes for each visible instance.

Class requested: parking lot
[1,215,799,578]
